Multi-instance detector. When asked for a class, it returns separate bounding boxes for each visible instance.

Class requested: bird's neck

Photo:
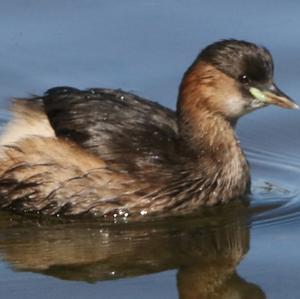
[176,60,243,160]
[175,68,250,204]
[177,64,239,158]
[177,105,249,204]
[178,104,241,162]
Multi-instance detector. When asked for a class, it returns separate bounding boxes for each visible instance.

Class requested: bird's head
[178,39,298,124]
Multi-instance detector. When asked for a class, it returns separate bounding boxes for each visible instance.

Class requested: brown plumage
[0,39,297,218]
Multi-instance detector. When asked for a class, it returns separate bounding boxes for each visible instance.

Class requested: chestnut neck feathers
[175,62,250,205]
[178,62,240,144]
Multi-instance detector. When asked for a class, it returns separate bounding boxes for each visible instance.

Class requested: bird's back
[43,87,180,173]
[0,87,186,217]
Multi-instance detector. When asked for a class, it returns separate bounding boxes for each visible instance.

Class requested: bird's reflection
[0,202,265,299]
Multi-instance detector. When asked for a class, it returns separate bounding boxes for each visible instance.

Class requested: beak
[249,84,299,110]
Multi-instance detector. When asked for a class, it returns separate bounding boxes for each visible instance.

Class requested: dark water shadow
[0,201,265,299]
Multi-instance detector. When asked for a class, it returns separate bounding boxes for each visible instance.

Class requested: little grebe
[0,39,297,217]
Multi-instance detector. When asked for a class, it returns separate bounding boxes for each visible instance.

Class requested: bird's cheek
[223,95,249,119]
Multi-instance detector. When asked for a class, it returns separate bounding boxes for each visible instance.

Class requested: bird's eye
[239,75,250,85]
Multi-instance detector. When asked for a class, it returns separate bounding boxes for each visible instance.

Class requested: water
[0,1,300,298]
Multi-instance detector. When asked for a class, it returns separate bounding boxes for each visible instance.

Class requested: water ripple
[247,147,300,229]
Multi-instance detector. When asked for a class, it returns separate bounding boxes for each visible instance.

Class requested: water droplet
[140,210,148,216]
[119,210,128,216]
[103,112,109,121]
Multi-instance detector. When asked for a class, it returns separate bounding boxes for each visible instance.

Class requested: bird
[0,39,297,218]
